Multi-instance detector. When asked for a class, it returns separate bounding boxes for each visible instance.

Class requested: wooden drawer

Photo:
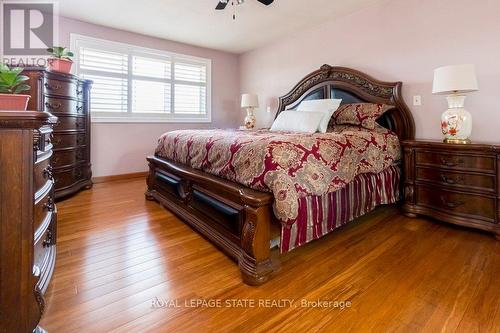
[54,115,86,131]
[33,223,54,279]
[34,186,54,234]
[34,126,53,156]
[415,150,495,173]
[53,165,87,189]
[416,185,496,223]
[44,97,84,115]
[44,78,79,98]
[52,148,86,168]
[52,132,86,149]
[416,167,496,193]
[34,154,53,194]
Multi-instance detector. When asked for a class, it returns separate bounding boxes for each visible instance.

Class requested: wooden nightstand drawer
[403,140,500,237]
[415,150,495,173]
[416,185,496,223]
[416,167,495,193]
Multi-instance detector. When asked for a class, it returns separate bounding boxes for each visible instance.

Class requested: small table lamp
[432,64,479,144]
[241,93,259,129]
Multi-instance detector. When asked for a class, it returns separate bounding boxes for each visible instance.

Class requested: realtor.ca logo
[1,0,58,66]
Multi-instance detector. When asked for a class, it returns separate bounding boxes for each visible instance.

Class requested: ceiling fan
[216,0,274,19]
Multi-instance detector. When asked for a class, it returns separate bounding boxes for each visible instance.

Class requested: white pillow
[270,111,324,133]
[297,99,342,133]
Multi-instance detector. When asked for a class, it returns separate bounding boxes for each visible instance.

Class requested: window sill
[91,116,212,124]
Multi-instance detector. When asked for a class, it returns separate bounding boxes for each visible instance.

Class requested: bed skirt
[281,165,401,253]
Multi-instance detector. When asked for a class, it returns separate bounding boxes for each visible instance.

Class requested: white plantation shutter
[79,47,128,113]
[80,47,128,74]
[81,74,128,113]
[173,60,207,114]
[132,80,171,113]
[73,35,211,122]
[133,56,171,79]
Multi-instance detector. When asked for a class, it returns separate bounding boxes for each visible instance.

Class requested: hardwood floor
[40,178,500,333]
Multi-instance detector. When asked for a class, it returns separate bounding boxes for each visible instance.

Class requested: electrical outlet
[413,95,422,106]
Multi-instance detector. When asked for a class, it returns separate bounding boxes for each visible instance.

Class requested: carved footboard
[145,156,278,285]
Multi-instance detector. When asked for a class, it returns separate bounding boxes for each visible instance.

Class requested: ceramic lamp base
[440,95,472,144]
[244,108,256,129]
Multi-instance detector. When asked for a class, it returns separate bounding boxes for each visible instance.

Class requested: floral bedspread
[155,125,401,224]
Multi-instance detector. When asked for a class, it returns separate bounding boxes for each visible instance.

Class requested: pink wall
[58,17,241,177]
[240,0,500,142]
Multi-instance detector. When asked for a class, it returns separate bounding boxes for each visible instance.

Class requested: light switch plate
[413,95,422,106]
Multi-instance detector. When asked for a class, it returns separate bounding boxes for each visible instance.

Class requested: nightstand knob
[440,157,464,167]
[440,195,465,209]
[440,174,464,185]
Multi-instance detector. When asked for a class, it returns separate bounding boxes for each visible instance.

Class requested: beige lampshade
[432,64,479,95]
[241,94,259,108]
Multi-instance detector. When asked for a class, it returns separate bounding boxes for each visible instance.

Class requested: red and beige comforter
[155,125,401,252]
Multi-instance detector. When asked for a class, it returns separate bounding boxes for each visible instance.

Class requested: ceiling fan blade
[256,0,274,5]
[215,1,228,10]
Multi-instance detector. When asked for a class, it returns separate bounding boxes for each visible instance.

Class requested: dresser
[0,111,57,333]
[402,140,500,239]
[24,67,92,200]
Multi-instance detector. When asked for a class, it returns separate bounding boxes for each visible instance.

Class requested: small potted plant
[0,64,31,111]
[46,46,74,74]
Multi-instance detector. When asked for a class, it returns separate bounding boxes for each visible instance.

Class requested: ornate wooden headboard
[277,65,415,140]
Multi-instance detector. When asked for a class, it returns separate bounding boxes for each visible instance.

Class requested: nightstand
[402,140,500,239]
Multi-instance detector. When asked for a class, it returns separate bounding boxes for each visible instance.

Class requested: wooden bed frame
[145,65,415,285]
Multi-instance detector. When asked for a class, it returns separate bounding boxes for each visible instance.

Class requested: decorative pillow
[297,99,342,133]
[332,103,394,129]
[270,111,324,133]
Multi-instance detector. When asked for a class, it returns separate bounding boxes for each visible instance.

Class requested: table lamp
[241,93,259,129]
[432,64,479,144]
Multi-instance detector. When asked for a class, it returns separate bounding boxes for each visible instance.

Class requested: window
[71,34,211,123]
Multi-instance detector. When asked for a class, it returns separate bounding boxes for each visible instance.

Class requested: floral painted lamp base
[440,95,472,144]
[244,108,256,129]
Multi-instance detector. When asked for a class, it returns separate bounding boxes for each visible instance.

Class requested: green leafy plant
[0,64,30,94]
[46,46,74,60]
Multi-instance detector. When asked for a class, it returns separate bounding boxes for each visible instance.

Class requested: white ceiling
[58,0,386,54]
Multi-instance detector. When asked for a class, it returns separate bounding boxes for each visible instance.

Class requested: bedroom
[0,0,498,332]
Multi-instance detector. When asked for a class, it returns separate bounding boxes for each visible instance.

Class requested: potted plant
[0,64,31,111]
[46,46,74,74]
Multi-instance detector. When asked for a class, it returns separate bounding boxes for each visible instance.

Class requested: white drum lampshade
[432,64,479,144]
[241,93,259,129]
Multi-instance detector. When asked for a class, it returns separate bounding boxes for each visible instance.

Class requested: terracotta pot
[0,94,31,111]
[47,58,73,74]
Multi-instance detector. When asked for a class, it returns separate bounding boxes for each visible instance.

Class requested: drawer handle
[440,157,464,167]
[43,166,53,180]
[45,101,61,110]
[76,105,83,112]
[77,89,83,95]
[44,197,55,212]
[440,196,465,209]
[440,174,464,185]
[45,82,62,91]
[77,136,85,145]
[43,230,53,248]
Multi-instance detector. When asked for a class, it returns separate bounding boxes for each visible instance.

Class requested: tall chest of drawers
[402,140,500,239]
[0,111,57,333]
[24,67,93,200]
